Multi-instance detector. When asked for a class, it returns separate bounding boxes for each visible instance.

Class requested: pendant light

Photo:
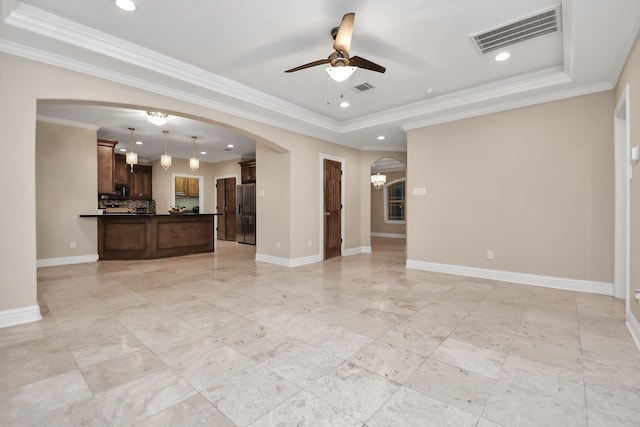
[371,173,386,189]
[125,127,138,172]
[189,136,199,173]
[160,130,172,170]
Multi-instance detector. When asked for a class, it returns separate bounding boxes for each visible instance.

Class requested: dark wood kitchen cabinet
[130,165,153,199]
[239,160,256,184]
[97,139,117,195]
[114,153,129,186]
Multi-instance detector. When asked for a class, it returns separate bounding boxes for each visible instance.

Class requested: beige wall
[36,121,98,261]
[371,171,406,236]
[616,34,640,322]
[407,91,615,284]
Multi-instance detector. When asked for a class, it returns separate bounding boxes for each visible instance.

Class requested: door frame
[319,154,345,259]
[214,173,239,240]
[614,84,631,306]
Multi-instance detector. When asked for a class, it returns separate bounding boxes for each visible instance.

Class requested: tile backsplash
[99,198,156,214]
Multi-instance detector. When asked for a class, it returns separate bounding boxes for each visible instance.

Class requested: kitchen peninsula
[81,213,219,260]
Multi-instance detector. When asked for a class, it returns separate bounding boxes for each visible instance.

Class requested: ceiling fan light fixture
[326,66,357,82]
[115,0,136,12]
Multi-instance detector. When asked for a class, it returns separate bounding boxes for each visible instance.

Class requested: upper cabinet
[130,165,153,199]
[114,154,129,186]
[97,139,117,195]
[175,176,199,197]
[239,160,256,184]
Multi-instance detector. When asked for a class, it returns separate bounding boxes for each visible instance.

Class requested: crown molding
[360,145,406,152]
[402,81,613,131]
[5,3,339,131]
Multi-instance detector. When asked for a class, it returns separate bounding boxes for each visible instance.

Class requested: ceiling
[2,0,639,160]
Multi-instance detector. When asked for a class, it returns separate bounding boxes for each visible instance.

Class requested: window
[384,178,405,224]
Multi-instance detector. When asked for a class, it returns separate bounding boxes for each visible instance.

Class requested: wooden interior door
[324,159,342,259]
[216,177,237,241]
[225,178,236,241]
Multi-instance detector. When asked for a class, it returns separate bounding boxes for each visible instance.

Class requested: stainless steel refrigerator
[236,183,256,245]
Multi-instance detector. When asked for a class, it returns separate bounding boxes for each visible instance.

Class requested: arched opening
[370,157,406,258]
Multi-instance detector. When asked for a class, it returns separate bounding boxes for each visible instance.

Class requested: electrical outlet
[308,240,313,248]
[70,241,77,249]
[486,249,494,260]
[276,241,281,249]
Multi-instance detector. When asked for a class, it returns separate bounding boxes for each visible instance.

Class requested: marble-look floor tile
[250,390,363,427]
[405,358,496,416]
[0,347,78,388]
[306,325,373,359]
[379,323,444,356]
[202,364,300,426]
[449,322,515,354]
[509,335,582,374]
[29,397,109,427]
[483,384,587,427]
[498,354,584,406]
[367,386,478,427]
[348,340,426,384]
[0,370,93,424]
[431,339,506,379]
[80,347,167,394]
[263,342,342,387]
[134,393,235,427]
[172,344,257,392]
[94,370,196,425]
[220,321,298,362]
[306,362,399,422]
[584,383,640,427]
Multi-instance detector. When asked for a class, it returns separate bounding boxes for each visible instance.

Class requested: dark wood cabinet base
[97,214,216,260]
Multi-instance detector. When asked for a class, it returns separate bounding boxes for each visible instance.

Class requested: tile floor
[1,238,640,426]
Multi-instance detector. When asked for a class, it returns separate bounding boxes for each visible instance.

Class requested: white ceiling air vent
[472,7,561,54]
[351,82,375,93]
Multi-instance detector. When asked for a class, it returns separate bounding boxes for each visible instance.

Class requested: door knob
[325,212,330,216]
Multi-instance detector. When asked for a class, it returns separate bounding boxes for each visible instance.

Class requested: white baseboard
[344,246,371,256]
[627,310,640,352]
[0,305,42,328]
[37,254,98,268]
[255,253,322,268]
[406,260,613,296]
[371,233,406,239]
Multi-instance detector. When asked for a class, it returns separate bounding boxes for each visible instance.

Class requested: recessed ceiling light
[200,151,207,155]
[340,101,350,108]
[115,0,136,12]
[425,88,436,95]
[135,141,143,145]
[226,144,234,148]
[494,52,511,62]
[377,136,385,140]
[119,148,126,152]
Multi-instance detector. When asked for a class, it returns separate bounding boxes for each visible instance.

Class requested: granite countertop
[80,213,222,217]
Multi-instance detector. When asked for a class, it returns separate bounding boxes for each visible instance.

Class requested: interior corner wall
[406,91,615,286]
[36,121,98,261]
[616,33,640,325]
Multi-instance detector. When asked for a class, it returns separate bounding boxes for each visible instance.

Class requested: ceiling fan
[285,13,386,82]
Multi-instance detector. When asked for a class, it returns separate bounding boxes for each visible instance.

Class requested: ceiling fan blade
[350,56,386,73]
[333,12,355,53]
[285,59,331,73]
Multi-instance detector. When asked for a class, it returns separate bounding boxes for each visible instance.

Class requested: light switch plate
[412,187,427,196]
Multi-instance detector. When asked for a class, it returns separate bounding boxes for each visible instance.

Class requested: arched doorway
[370,157,406,256]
